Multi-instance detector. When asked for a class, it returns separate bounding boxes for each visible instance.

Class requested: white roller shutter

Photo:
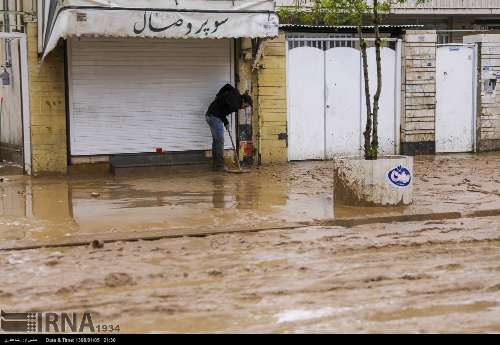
[68,37,234,156]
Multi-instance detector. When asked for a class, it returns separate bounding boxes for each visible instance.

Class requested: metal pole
[3,0,12,67]
[395,39,402,155]
[474,43,481,153]
[3,0,9,32]
[19,34,31,175]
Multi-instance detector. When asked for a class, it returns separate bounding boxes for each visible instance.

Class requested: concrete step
[110,151,209,169]
[0,161,23,176]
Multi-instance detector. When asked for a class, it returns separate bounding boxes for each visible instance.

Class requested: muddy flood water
[0,153,499,333]
[1,153,499,248]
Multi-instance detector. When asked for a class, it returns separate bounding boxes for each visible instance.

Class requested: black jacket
[206,84,242,126]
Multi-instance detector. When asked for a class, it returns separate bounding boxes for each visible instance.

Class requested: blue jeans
[206,115,225,169]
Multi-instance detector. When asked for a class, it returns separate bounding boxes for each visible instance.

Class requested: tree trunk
[358,26,373,160]
[371,0,382,160]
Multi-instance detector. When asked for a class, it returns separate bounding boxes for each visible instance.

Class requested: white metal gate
[325,47,361,158]
[287,47,325,160]
[435,44,477,153]
[0,33,31,175]
[287,36,401,161]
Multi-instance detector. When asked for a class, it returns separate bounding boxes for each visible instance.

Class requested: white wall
[0,37,23,148]
[0,0,36,154]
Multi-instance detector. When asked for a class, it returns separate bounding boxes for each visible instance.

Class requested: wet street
[0,153,499,332]
[1,153,499,248]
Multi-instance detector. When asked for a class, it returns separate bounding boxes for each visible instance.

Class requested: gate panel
[287,36,400,161]
[287,47,325,160]
[436,45,475,153]
[361,47,397,155]
[325,47,362,158]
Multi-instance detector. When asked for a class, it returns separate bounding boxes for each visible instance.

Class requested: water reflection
[211,176,226,209]
[0,177,78,242]
[0,167,335,244]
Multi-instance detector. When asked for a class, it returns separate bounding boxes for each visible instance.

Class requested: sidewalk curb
[320,212,463,228]
[1,209,499,252]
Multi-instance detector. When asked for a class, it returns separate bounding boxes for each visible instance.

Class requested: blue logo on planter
[388,165,412,187]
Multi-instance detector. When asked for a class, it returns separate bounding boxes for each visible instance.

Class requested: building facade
[1,1,500,174]
[258,0,500,160]
[0,0,279,174]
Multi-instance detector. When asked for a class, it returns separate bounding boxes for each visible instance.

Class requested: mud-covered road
[0,153,499,333]
[1,153,499,248]
[1,215,500,333]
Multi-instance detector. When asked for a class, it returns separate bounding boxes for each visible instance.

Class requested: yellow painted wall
[255,34,288,164]
[26,22,68,174]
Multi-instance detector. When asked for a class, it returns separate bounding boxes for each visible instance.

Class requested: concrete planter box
[334,156,414,206]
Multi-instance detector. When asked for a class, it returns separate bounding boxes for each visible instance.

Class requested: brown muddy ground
[1,215,499,333]
[0,153,499,247]
[0,153,499,333]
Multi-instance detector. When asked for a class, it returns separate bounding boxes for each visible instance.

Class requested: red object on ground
[240,141,253,157]
[155,148,163,153]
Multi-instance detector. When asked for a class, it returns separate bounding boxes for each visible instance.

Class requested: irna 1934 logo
[1,310,119,333]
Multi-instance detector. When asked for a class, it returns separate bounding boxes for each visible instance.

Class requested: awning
[41,0,279,58]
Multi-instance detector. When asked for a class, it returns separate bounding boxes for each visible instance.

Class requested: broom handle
[227,127,242,171]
